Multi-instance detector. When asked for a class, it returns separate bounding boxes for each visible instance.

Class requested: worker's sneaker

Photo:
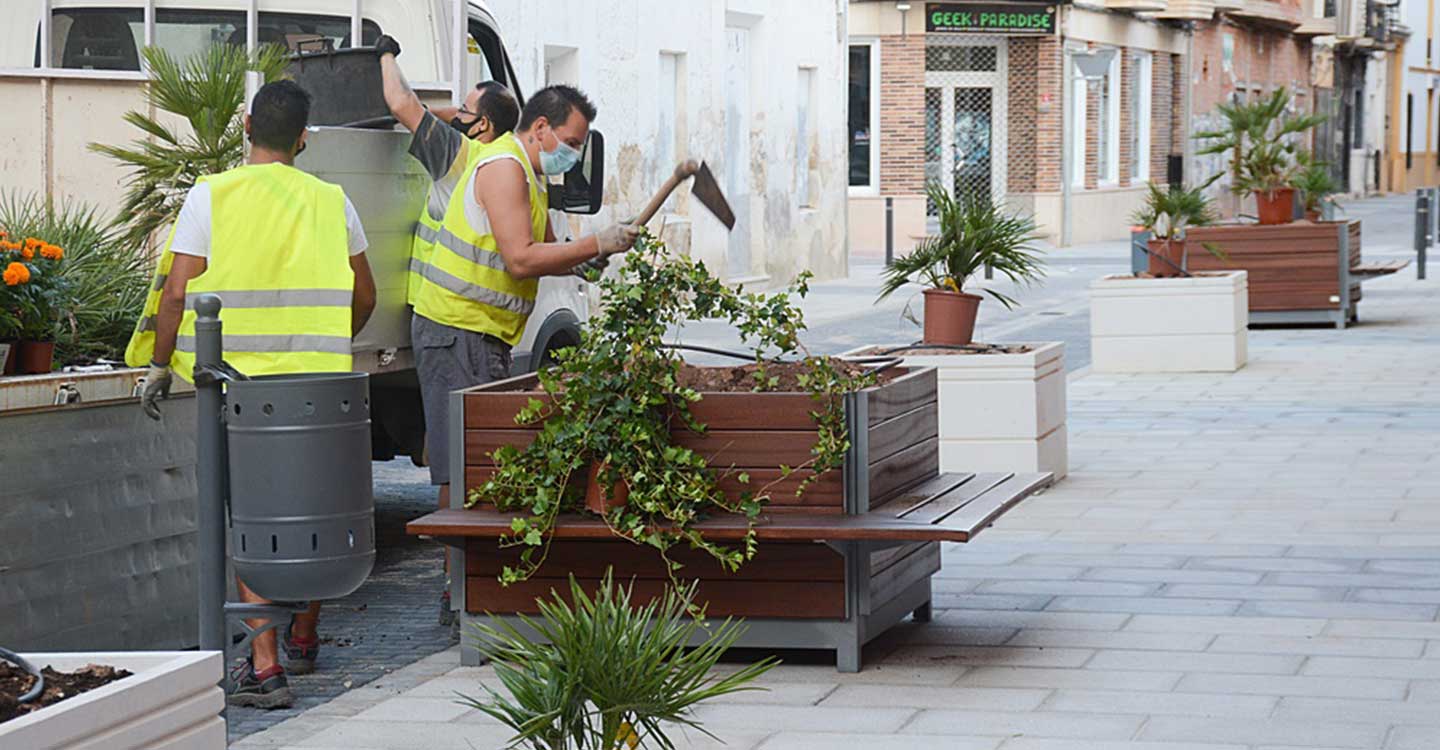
[282,625,320,676]
[227,661,293,709]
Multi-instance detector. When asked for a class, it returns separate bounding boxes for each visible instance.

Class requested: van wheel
[537,332,579,369]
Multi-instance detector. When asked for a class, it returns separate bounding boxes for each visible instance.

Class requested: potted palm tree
[1194,88,1324,225]
[1131,181,1219,277]
[877,182,1044,345]
[1294,151,1341,221]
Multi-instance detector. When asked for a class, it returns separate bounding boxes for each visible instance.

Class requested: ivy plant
[469,233,876,584]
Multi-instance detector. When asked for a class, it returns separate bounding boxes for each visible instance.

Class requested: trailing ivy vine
[469,233,876,585]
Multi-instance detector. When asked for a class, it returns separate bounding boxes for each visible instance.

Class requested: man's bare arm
[152,254,207,365]
[477,159,605,279]
[349,253,377,335]
[380,52,426,133]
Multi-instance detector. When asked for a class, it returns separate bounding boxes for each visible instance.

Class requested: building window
[797,66,818,206]
[657,51,684,185]
[1071,69,1087,187]
[1097,49,1120,184]
[848,43,876,188]
[43,8,379,70]
[1131,51,1152,182]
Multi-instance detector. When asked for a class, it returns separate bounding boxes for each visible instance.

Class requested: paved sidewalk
[234,268,1437,749]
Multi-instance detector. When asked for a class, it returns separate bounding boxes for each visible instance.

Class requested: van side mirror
[556,130,604,215]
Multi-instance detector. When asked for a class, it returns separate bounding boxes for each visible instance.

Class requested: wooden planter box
[845,343,1067,479]
[1155,220,1392,329]
[1091,271,1249,373]
[410,366,1050,671]
[0,652,224,750]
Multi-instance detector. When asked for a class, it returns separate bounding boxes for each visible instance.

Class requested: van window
[44,8,381,70]
[468,20,521,103]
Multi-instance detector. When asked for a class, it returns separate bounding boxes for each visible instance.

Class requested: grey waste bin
[227,372,375,602]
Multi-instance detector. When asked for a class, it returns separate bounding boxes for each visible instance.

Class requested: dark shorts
[412,314,512,486]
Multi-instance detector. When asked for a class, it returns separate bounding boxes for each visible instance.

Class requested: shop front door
[924,40,1007,215]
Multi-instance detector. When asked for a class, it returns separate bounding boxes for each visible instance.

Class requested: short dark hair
[518,84,596,131]
[475,81,520,135]
[249,80,311,151]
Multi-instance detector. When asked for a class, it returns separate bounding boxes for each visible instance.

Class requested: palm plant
[90,44,289,249]
[462,573,777,750]
[878,182,1044,309]
[1131,181,1226,276]
[1194,88,1326,199]
[1294,151,1341,215]
[0,192,148,364]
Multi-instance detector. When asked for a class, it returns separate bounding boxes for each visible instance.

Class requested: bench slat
[872,472,974,516]
[1351,260,1410,278]
[936,473,1053,538]
[899,473,1013,524]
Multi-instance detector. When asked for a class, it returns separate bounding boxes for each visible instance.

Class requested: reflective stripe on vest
[411,131,546,346]
[407,137,483,307]
[125,221,181,368]
[163,163,354,382]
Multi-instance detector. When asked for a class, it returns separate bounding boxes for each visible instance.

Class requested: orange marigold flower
[23,237,41,250]
[3,262,30,286]
[19,247,33,261]
[40,244,63,260]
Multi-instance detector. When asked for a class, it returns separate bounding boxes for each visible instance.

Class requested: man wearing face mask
[376,36,640,512]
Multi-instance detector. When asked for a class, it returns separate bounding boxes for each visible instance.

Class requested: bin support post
[884,196,894,266]
[195,295,227,659]
[1418,190,1430,280]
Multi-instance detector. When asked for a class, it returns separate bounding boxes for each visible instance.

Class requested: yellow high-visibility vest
[125,163,354,382]
[407,139,486,306]
[410,132,547,345]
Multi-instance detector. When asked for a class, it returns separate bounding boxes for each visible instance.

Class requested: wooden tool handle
[633,159,700,226]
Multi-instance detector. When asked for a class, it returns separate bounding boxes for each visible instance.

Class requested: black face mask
[450,115,484,139]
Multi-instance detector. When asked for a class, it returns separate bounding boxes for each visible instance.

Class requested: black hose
[0,647,44,704]
[661,343,794,363]
[875,343,1013,355]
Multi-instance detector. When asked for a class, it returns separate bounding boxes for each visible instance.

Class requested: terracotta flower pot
[921,287,983,346]
[1304,209,1322,222]
[1146,238,1187,278]
[0,339,16,376]
[1255,188,1296,225]
[584,462,629,515]
[17,340,54,375]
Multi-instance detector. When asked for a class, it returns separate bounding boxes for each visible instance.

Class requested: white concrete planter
[1090,271,1249,373]
[847,342,1067,480]
[0,651,224,750]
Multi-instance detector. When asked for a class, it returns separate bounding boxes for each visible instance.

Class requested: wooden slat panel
[899,473,1013,524]
[465,428,821,467]
[464,466,844,510]
[467,576,845,618]
[686,392,825,430]
[465,539,843,581]
[868,437,940,508]
[872,473,975,516]
[937,473,1053,538]
[869,540,929,578]
[410,508,972,542]
[869,542,942,605]
[867,367,937,426]
[867,400,939,465]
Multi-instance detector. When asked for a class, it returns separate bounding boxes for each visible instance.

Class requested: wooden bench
[1142,220,1409,328]
[407,368,1052,672]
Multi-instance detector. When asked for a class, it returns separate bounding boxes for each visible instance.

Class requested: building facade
[848,0,1189,251]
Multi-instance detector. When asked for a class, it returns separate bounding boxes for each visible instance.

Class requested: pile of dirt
[0,663,131,725]
[677,359,885,393]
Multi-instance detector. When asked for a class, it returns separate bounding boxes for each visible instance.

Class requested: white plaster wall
[487,0,850,287]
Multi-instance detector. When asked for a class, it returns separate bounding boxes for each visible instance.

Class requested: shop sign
[926,2,1059,35]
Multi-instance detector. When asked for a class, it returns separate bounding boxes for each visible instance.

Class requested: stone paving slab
[235,264,1438,747]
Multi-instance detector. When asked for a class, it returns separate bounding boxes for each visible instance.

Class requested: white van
[0,1,602,461]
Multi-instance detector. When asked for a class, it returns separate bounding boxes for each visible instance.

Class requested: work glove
[595,222,642,258]
[141,362,173,421]
[375,34,402,59]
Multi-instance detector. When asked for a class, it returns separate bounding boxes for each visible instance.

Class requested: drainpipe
[1183,22,1196,190]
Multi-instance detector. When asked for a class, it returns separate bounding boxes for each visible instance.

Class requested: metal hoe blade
[692,161,736,230]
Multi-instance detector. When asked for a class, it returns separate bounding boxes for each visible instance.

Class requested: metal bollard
[1418,190,1430,280]
[884,196,894,266]
[194,295,227,658]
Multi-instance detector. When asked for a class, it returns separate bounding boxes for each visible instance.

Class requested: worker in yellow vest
[378,37,638,509]
[126,80,378,710]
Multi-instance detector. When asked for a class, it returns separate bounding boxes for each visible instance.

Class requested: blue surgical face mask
[539,128,582,175]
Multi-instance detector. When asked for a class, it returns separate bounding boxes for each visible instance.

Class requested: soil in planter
[0,663,131,725]
[675,360,888,392]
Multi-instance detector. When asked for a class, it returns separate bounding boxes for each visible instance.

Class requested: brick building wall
[1007,36,1064,194]
[878,34,926,196]
[1153,52,1176,182]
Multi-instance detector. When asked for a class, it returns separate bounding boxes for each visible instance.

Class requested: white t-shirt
[169,182,369,258]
